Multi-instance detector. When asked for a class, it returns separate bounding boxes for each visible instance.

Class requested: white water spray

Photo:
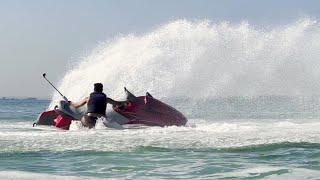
[49,18,320,108]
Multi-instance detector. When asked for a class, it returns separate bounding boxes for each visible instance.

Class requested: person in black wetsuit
[69,83,127,128]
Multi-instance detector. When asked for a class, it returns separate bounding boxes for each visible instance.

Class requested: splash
[49,18,320,108]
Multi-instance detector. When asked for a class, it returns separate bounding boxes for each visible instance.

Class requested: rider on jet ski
[68,83,127,128]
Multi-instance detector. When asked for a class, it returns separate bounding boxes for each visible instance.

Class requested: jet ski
[34,88,187,130]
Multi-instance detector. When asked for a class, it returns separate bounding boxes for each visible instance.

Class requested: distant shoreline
[1,97,50,101]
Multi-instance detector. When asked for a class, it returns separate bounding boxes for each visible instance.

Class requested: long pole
[42,73,68,101]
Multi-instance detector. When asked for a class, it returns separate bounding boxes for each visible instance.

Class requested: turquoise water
[0,98,319,179]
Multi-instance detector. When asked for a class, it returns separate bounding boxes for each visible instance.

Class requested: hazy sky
[0,0,320,98]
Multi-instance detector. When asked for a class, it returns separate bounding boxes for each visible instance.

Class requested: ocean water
[0,98,320,179]
[2,19,320,179]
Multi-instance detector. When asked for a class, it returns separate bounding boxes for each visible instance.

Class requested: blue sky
[0,0,320,98]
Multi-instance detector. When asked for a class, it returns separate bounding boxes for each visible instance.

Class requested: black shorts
[87,116,98,126]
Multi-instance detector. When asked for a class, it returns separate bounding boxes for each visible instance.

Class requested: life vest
[87,91,107,115]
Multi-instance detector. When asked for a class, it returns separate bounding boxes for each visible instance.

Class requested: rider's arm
[69,97,89,108]
[106,98,127,107]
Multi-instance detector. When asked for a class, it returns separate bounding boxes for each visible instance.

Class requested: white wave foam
[0,171,102,180]
[49,18,320,109]
[1,119,319,153]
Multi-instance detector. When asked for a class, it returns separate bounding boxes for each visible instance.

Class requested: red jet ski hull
[34,88,187,129]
